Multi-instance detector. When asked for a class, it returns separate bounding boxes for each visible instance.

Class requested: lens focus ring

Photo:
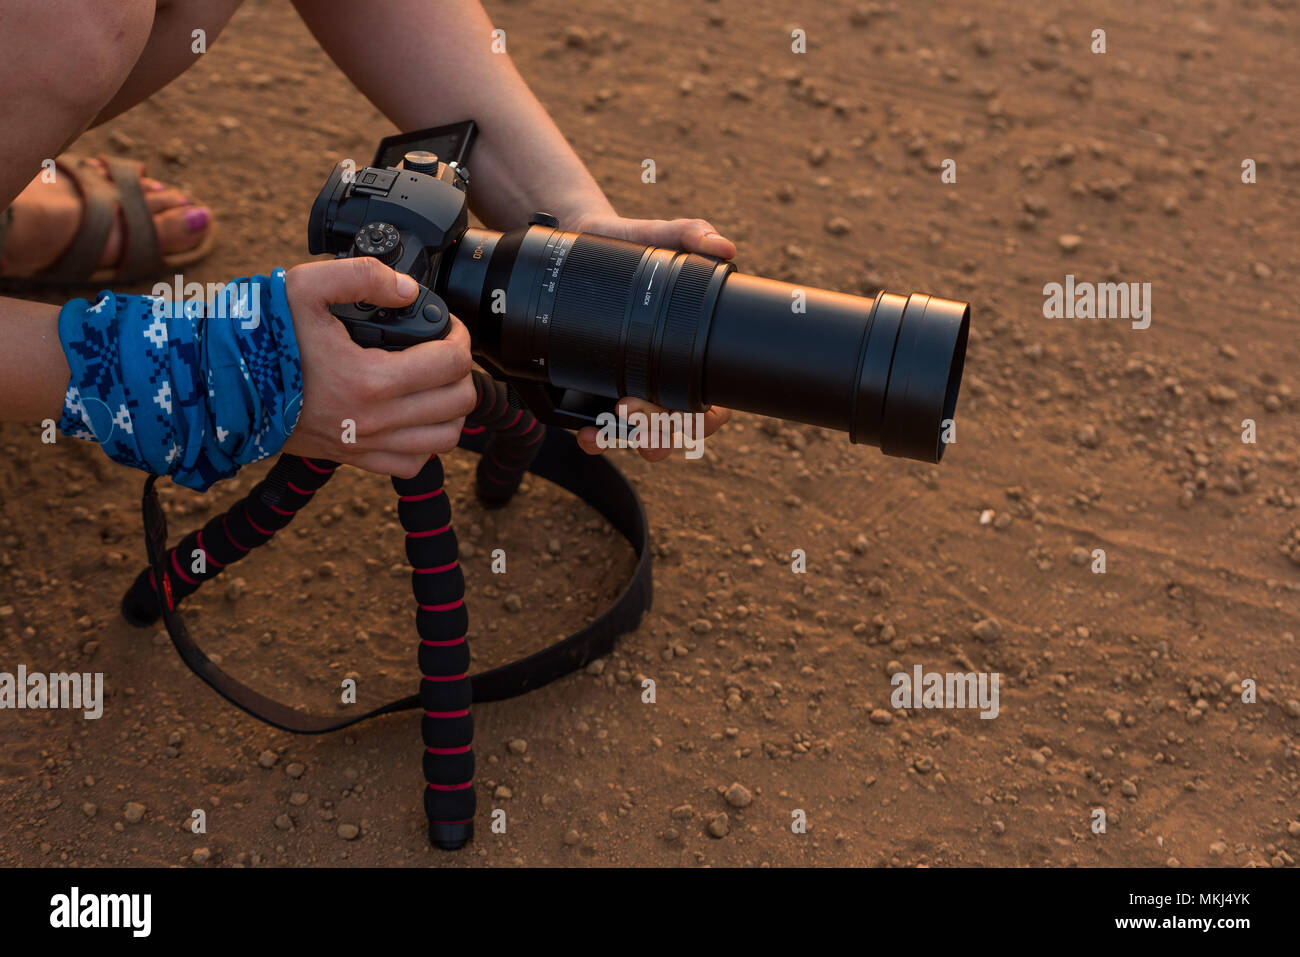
[548,236,643,398]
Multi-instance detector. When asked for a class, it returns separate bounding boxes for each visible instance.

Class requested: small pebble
[724,783,753,808]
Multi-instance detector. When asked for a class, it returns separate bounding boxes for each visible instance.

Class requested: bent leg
[0,0,155,210]
[93,0,247,125]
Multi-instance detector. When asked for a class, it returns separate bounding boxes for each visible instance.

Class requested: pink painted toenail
[184,207,210,232]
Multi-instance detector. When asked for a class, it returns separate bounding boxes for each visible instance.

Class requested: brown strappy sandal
[0,154,218,287]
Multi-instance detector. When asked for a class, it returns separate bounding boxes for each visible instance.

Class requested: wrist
[57,271,302,491]
[548,191,618,233]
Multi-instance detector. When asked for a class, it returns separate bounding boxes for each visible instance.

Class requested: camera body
[307,151,465,350]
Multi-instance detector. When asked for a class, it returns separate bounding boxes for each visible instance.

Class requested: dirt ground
[1,0,1298,868]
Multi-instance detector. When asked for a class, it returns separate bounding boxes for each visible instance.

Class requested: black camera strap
[131,412,652,735]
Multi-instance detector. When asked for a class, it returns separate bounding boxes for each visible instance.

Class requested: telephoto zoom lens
[440,226,969,463]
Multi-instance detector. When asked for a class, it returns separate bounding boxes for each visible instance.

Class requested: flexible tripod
[121,370,653,850]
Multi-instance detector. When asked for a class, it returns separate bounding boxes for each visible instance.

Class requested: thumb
[301,256,420,308]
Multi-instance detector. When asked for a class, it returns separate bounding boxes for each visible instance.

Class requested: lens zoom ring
[550,236,644,396]
[656,255,714,409]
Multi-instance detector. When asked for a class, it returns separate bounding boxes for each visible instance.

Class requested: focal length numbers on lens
[531,233,573,367]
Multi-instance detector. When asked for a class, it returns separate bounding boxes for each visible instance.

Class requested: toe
[145,187,190,214]
[153,204,211,255]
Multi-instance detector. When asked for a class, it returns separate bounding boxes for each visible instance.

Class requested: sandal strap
[42,155,165,284]
[106,156,162,282]
[41,156,121,283]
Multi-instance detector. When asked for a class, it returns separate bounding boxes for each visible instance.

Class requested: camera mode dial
[354,221,401,264]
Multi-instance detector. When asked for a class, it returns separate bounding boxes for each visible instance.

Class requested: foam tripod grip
[394,455,475,850]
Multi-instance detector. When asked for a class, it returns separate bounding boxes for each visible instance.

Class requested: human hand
[281,257,476,477]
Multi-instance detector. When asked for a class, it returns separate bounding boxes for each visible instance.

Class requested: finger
[370,373,478,431]
[611,218,737,260]
[672,219,737,260]
[702,405,732,437]
[350,450,434,480]
[363,421,465,456]
[612,397,690,462]
[297,256,421,309]
[576,426,604,455]
[358,316,473,399]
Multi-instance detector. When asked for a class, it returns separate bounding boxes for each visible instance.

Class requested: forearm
[0,297,71,422]
[291,0,616,229]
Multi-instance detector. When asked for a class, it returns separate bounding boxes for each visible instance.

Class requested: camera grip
[331,282,452,350]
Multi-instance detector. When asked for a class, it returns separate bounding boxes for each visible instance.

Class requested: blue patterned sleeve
[57,268,303,491]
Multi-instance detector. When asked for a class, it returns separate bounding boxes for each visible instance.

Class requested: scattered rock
[724,783,753,808]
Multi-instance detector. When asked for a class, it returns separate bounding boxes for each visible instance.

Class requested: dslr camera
[308,121,970,462]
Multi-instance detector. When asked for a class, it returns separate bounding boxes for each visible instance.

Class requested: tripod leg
[120,454,339,625]
[395,454,474,850]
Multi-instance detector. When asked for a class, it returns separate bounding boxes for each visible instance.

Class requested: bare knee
[4,0,155,120]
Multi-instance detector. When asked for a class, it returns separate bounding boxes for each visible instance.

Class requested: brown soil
[1,0,1298,868]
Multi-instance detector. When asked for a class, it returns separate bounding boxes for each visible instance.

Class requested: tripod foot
[429,819,473,851]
